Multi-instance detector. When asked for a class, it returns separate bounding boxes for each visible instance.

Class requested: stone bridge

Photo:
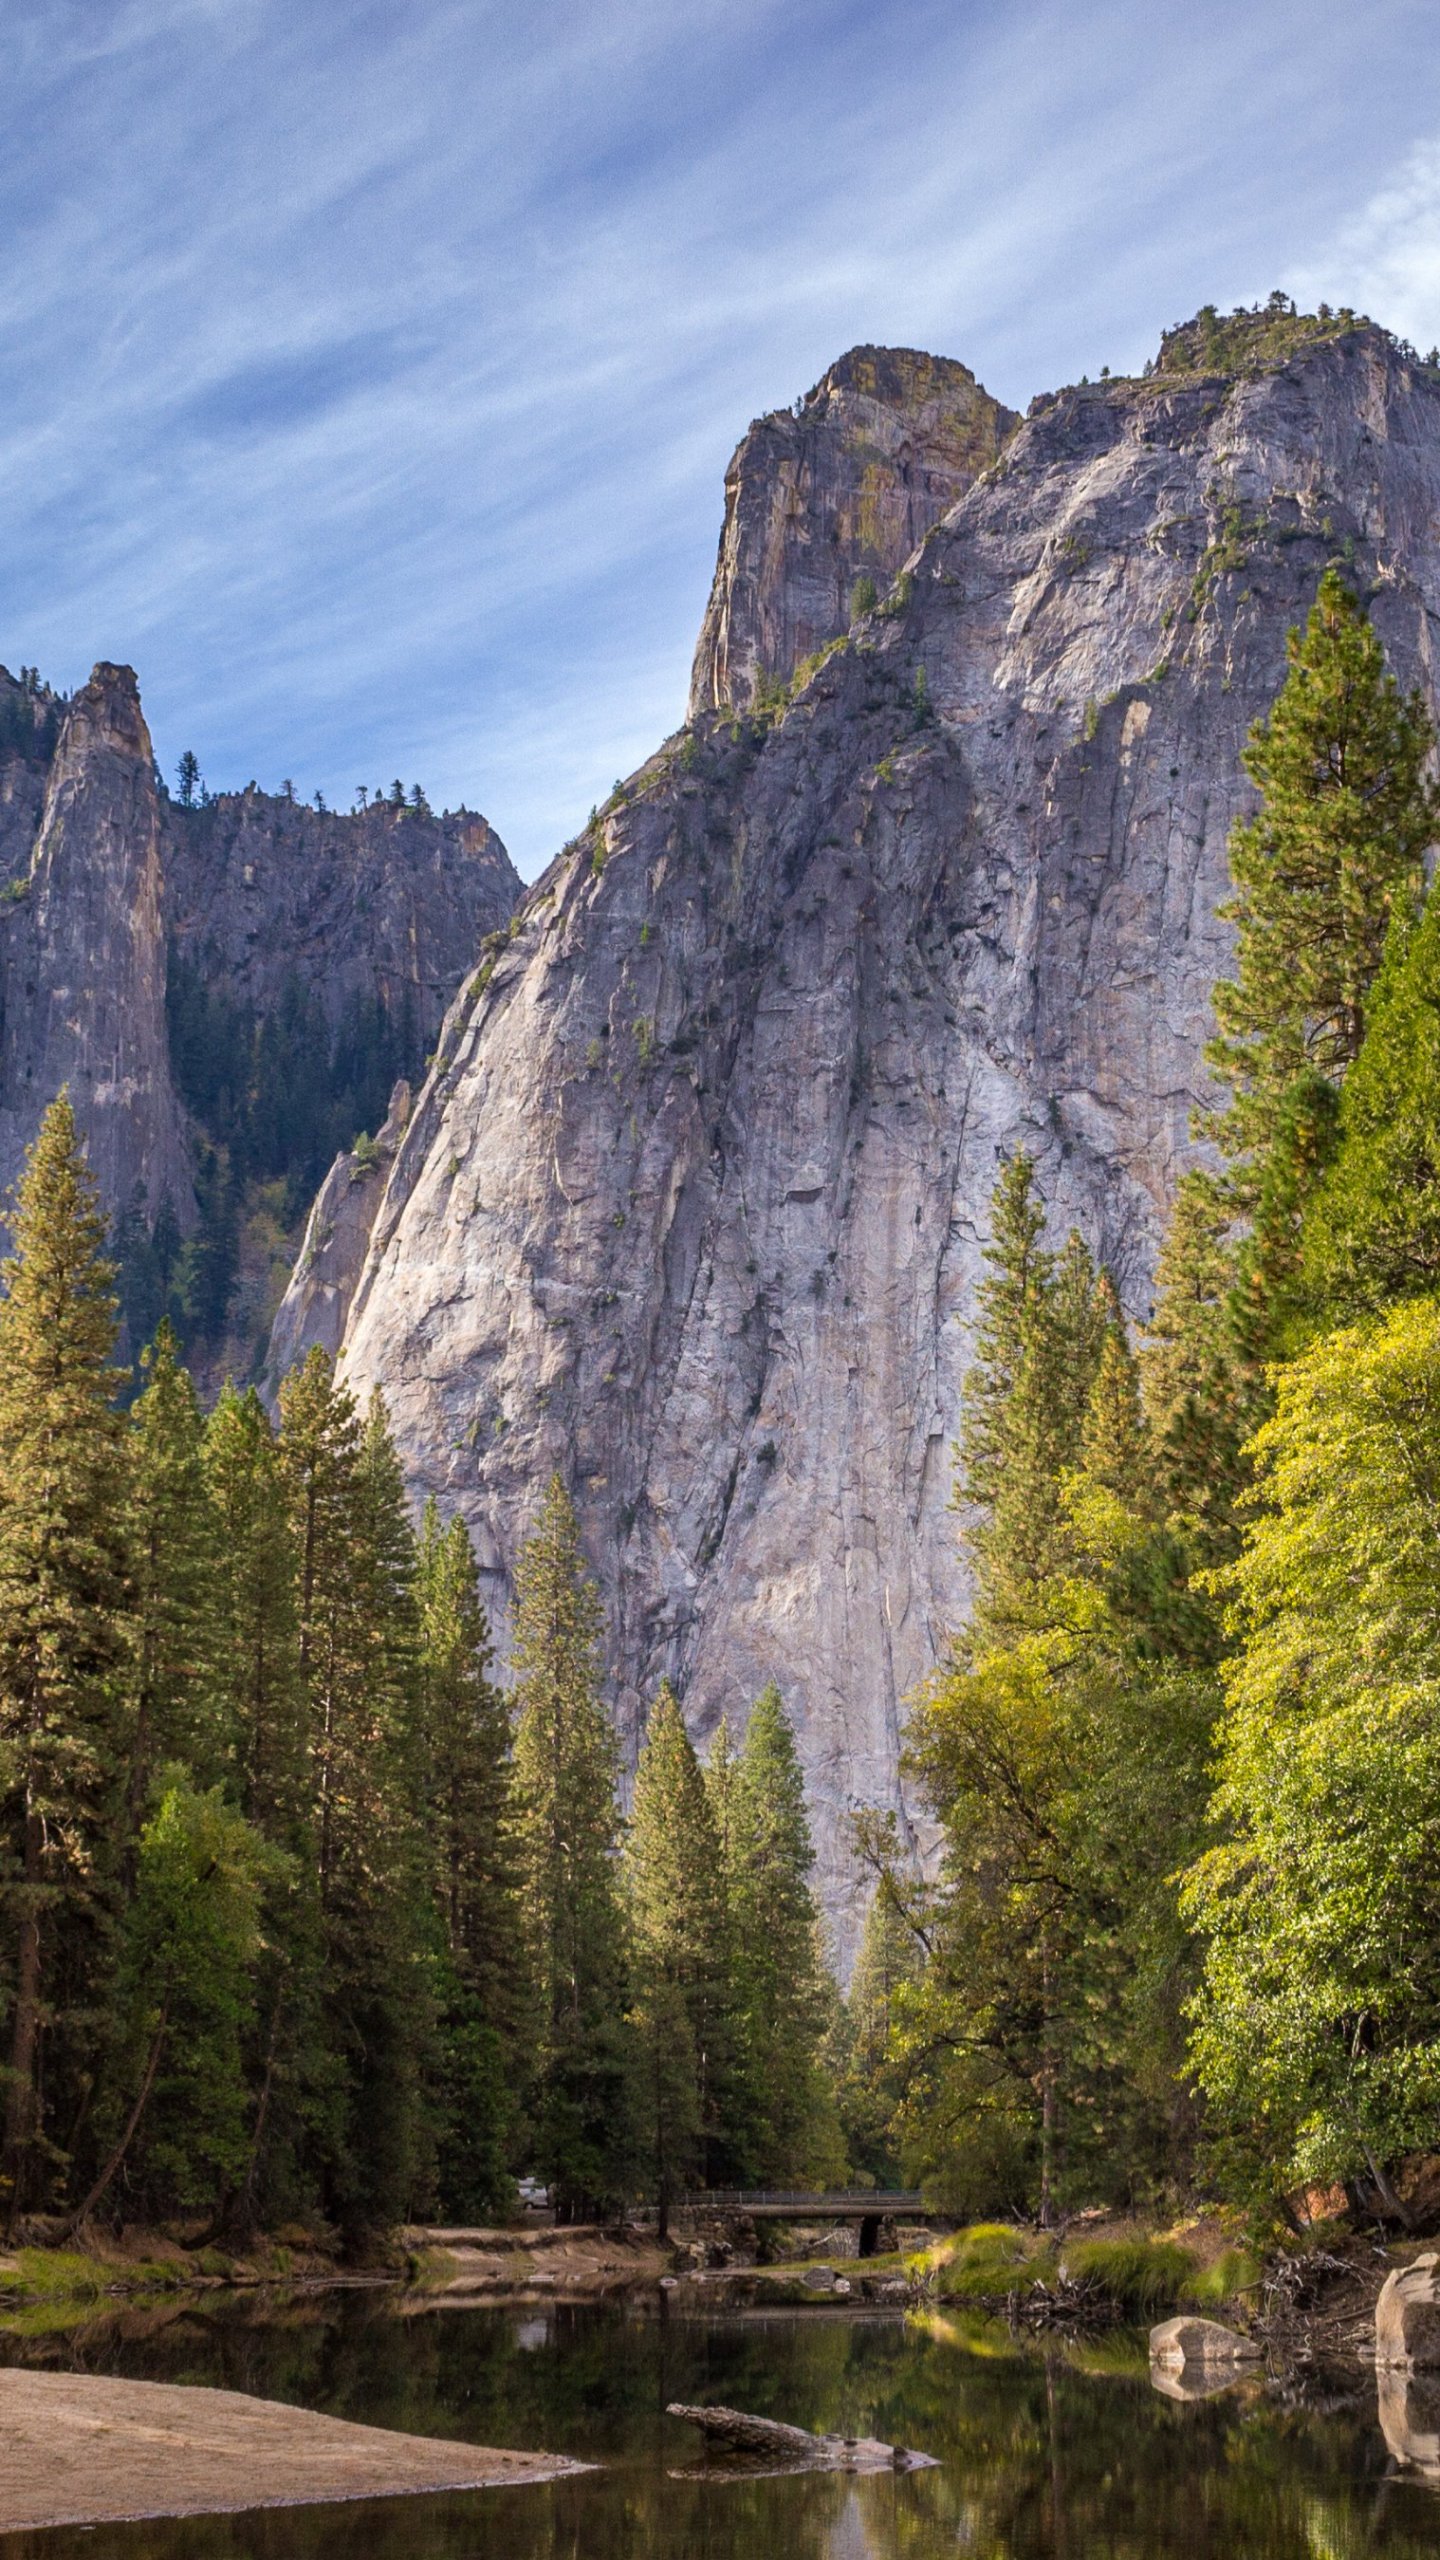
[676,2190,925,2257]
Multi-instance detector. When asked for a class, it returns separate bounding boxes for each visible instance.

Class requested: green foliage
[719,1684,844,2185]
[511,1476,631,2215]
[1205,571,1436,1173]
[97,1777,273,2217]
[1154,297,1365,378]
[0,1098,128,2213]
[1184,1299,1440,2198]
[1298,890,1440,1318]
[625,1683,732,2209]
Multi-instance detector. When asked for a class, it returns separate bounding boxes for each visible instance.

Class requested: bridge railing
[678,2190,923,2212]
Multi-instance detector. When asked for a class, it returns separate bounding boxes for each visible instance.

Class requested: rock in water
[1376,2254,1440,2370]
[1149,2316,1261,2373]
[325,314,1440,1956]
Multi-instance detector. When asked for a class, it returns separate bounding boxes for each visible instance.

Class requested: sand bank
[0,2367,584,2529]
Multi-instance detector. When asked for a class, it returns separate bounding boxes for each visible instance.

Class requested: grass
[1061,2237,1196,2310]
[924,2224,1059,2303]
[10,2247,188,2304]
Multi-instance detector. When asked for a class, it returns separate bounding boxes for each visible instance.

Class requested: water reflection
[0,2294,1435,2558]
[1378,2367,1440,2481]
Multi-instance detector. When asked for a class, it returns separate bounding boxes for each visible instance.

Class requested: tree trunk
[4,1804,45,2230]
[63,2005,168,2237]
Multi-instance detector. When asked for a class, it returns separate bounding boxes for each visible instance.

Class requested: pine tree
[1206,568,1437,1168]
[957,1158,1107,1639]
[414,1499,519,2219]
[511,1475,630,2216]
[202,1383,304,1834]
[835,1879,920,2185]
[121,1322,218,1842]
[726,1684,840,2184]
[625,1683,731,2219]
[1298,887,1440,1318]
[955,1151,1050,1526]
[0,1098,129,2214]
[278,1354,426,2235]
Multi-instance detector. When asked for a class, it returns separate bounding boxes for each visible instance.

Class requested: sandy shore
[0,2367,585,2529]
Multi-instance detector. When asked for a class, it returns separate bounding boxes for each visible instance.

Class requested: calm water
[0,2291,1436,2559]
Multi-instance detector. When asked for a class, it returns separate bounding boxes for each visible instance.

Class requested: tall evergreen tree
[511,1475,630,2215]
[278,1355,425,2236]
[726,1684,841,2184]
[625,1682,732,2218]
[0,1098,129,2214]
[203,1383,304,1834]
[414,1499,518,2218]
[1206,568,1437,1167]
[1298,887,1440,1319]
[121,1322,218,1842]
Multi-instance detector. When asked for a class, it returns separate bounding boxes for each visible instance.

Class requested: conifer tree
[203,1383,304,1833]
[122,1321,218,1840]
[834,1879,920,2185]
[414,1499,518,2217]
[1206,568,1437,1166]
[1298,888,1440,1317]
[957,1157,1107,1638]
[278,1355,425,2234]
[0,1098,129,2213]
[726,1684,841,2183]
[625,1682,731,2218]
[511,1475,630,2214]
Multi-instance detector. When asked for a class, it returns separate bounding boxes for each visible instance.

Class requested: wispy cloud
[1289,138,1440,355]
[1,0,1438,871]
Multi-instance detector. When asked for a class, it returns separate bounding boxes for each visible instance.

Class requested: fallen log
[666,2402,937,2472]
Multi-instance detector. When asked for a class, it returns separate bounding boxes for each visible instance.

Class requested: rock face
[1376,2255,1440,2370]
[264,1082,413,1384]
[318,316,1440,1953]
[163,793,515,1033]
[688,346,1017,716]
[0,665,192,1219]
[0,664,519,1266]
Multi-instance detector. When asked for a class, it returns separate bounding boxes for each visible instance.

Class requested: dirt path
[0,2367,585,2528]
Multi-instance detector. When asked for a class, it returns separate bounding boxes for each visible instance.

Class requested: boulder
[1149,2316,1261,2373]
[1375,2254,1440,2370]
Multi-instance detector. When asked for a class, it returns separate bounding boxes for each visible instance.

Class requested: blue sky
[5,0,1440,876]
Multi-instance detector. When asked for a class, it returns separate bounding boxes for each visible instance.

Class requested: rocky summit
[0,659,519,1370]
[278,307,1440,1953]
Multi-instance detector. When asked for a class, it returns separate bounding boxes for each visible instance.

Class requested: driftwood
[666,2402,937,2472]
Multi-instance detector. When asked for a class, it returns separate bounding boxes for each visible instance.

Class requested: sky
[5,2,1440,877]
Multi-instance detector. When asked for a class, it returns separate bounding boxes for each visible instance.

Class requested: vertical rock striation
[0,665,192,1219]
[688,346,1018,717]
[330,317,1440,1955]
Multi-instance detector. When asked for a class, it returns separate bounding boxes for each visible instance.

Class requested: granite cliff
[0,660,519,1364]
[299,307,1440,1953]
[689,345,1017,717]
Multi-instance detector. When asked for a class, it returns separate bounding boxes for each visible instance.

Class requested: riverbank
[0,2367,584,2531]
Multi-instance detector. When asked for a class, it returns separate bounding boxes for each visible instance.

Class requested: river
[0,2292,1436,2557]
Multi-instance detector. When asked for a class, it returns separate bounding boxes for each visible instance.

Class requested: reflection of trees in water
[10,2301,1440,2560]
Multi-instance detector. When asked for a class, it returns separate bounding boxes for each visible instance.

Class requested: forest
[0,565,1437,2247]
[862,568,1440,2228]
[0,1119,844,2238]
